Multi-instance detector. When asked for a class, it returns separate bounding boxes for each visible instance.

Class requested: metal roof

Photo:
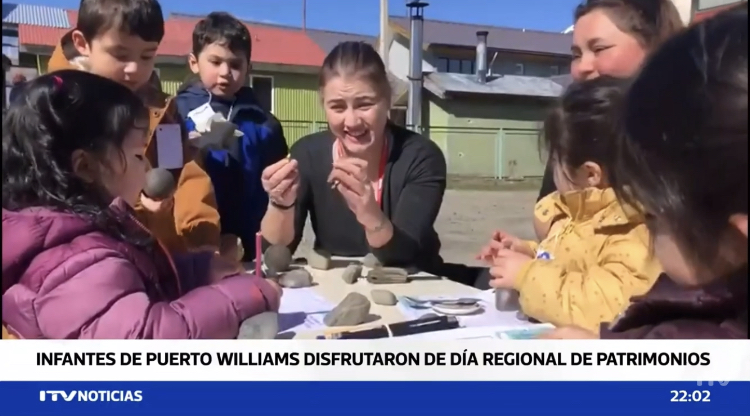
[305,29,376,54]
[424,72,564,99]
[549,74,573,89]
[286,28,406,103]
[3,3,70,28]
[390,16,572,56]
[15,9,328,66]
[167,15,327,66]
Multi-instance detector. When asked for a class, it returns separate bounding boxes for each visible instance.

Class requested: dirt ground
[295,188,538,267]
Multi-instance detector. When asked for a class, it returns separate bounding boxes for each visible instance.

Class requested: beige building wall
[670,0,694,25]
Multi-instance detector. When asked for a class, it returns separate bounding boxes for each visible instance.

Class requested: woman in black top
[259,41,447,273]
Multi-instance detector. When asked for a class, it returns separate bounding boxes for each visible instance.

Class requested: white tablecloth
[247,258,533,339]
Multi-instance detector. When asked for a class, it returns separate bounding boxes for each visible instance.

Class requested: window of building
[437,57,476,74]
[250,75,274,112]
[448,59,461,73]
[437,57,449,73]
[550,65,559,75]
[697,0,744,11]
[514,63,525,75]
[2,27,19,65]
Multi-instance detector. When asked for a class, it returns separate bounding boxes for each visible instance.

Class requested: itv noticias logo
[39,391,77,402]
[39,390,143,402]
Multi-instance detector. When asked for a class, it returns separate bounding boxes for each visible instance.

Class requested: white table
[298,263,485,338]
[246,258,531,339]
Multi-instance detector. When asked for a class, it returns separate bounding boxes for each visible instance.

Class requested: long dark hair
[543,76,629,173]
[2,70,152,248]
[611,5,748,269]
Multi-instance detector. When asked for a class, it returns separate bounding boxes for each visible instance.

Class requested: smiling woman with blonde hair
[259,41,449,274]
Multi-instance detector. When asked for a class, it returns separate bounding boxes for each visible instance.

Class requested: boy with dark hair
[175,12,288,262]
[47,0,222,255]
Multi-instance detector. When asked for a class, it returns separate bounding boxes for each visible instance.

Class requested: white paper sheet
[396,289,532,329]
[277,287,335,336]
[154,124,184,169]
[186,102,216,133]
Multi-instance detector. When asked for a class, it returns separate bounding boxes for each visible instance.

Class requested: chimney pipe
[476,30,488,84]
[379,0,389,67]
[406,1,428,132]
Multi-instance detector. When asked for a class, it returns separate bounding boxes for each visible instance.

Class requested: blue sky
[26,0,581,34]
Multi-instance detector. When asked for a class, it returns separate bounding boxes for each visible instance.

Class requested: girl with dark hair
[471,0,686,290]
[480,76,660,333]
[2,70,281,339]
[536,0,684,224]
[544,4,748,339]
[259,41,448,274]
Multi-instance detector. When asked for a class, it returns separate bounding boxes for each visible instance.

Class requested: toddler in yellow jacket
[482,77,661,333]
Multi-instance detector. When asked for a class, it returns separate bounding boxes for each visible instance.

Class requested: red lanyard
[333,137,389,207]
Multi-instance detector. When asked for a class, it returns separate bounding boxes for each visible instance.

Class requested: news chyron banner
[1,340,749,415]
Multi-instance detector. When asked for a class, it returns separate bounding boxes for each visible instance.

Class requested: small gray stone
[495,289,521,311]
[324,293,371,327]
[362,253,381,268]
[237,312,279,339]
[307,249,331,270]
[365,267,410,284]
[279,269,313,288]
[264,245,292,275]
[370,289,397,306]
[341,264,362,284]
[143,168,176,200]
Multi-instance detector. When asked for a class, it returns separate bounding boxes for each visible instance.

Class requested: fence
[281,120,330,146]
[280,120,546,180]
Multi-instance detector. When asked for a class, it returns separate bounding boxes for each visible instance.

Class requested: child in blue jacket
[176,12,288,261]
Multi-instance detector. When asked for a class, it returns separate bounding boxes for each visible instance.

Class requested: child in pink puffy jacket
[1,70,281,339]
